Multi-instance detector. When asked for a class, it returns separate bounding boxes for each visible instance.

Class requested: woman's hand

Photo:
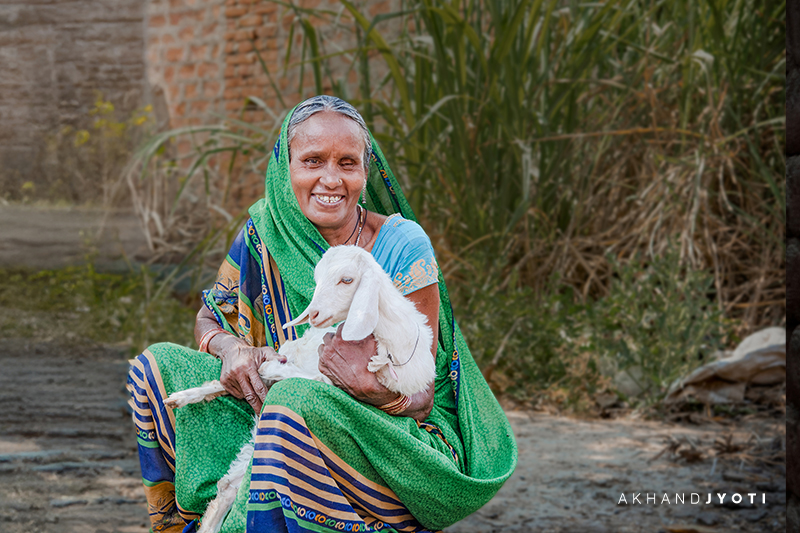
[195,306,285,413]
[215,335,285,413]
[318,323,435,421]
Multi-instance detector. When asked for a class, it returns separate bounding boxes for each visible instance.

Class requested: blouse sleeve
[375,216,440,296]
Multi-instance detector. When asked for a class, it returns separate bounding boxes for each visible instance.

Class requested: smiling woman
[126,95,517,533]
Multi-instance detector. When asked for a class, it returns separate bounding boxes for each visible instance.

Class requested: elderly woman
[128,96,516,533]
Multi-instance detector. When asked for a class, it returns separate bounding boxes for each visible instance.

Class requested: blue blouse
[370,213,439,296]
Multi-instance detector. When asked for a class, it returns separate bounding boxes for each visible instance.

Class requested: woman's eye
[340,277,353,284]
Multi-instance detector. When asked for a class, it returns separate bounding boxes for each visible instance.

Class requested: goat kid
[164,245,436,533]
[165,245,435,408]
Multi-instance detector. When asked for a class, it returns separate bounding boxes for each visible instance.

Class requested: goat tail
[164,380,228,409]
[198,418,259,533]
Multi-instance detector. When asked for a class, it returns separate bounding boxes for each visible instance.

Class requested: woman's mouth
[314,194,344,205]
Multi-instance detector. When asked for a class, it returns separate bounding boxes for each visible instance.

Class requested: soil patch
[0,337,785,532]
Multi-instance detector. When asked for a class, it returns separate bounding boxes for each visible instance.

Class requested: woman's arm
[317,283,440,422]
[195,306,286,413]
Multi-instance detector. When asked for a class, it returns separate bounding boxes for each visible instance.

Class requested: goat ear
[284,307,310,329]
[341,269,380,341]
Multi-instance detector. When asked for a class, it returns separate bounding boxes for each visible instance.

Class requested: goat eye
[340,277,353,284]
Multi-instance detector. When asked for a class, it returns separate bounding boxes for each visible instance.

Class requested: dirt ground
[0,205,787,532]
[0,337,785,533]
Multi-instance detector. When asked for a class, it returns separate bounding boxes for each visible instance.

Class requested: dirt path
[0,337,785,533]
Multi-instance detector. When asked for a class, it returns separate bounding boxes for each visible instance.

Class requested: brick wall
[145,0,226,130]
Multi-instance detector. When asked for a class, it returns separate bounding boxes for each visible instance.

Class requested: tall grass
[128,0,784,406]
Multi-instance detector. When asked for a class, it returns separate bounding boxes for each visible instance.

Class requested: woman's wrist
[377,394,412,415]
[208,331,243,360]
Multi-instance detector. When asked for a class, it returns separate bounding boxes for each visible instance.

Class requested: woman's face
[289,111,367,233]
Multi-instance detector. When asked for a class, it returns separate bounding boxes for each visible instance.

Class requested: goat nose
[309,310,319,323]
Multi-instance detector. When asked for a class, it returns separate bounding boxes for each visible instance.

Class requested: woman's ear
[341,269,380,341]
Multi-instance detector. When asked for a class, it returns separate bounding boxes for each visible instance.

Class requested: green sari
[127,104,517,533]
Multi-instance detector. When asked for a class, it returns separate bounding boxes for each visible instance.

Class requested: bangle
[199,327,229,355]
[378,394,411,416]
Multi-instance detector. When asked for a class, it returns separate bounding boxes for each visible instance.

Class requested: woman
[128,96,517,533]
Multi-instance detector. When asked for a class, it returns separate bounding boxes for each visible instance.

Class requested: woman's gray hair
[287,95,372,170]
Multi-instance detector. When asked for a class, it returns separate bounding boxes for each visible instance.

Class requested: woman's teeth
[316,195,343,204]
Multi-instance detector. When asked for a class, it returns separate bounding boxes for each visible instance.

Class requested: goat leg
[164,380,227,409]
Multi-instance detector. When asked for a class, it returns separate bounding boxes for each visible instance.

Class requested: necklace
[387,324,420,367]
[342,207,360,245]
[354,205,366,247]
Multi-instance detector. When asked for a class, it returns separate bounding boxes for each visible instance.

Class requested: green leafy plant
[0,264,196,353]
[121,0,782,405]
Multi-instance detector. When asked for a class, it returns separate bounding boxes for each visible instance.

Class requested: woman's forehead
[292,112,365,154]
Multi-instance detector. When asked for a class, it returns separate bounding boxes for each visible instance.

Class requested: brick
[226,54,253,65]
[259,49,278,63]
[179,63,196,78]
[223,87,241,99]
[213,5,221,18]
[203,81,221,97]
[168,84,181,101]
[210,44,220,58]
[237,64,254,77]
[162,34,176,45]
[198,62,219,77]
[179,27,194,41]
[165,47,184,62]
[191,100,210,113]
[239,15,262,27]
[224,100,242,111]
[149,14,167,27]
[224,42,236,54]
[224,65,236,78]
[176,139,191,155]
[225,7,247,17]
[255,26,277,39]
[240,84,258,97]
[224,30,238,41]
[225,0,238,5]
[163,66,175,84]
[184,83,197,99]
[190,45,208,60]
[369,0,390,17]
[202,23,219,37]
[253,4,278,16]
[238,40,253,53]
[235,29,256,41]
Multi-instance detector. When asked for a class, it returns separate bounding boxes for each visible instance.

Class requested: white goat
[164,245,436,533]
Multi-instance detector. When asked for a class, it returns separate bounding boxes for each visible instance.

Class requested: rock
[50,498,88,508]
[696,511,720,526]
[743,509,768,522]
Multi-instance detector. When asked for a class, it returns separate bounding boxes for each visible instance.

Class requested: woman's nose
[318,164,341,188]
